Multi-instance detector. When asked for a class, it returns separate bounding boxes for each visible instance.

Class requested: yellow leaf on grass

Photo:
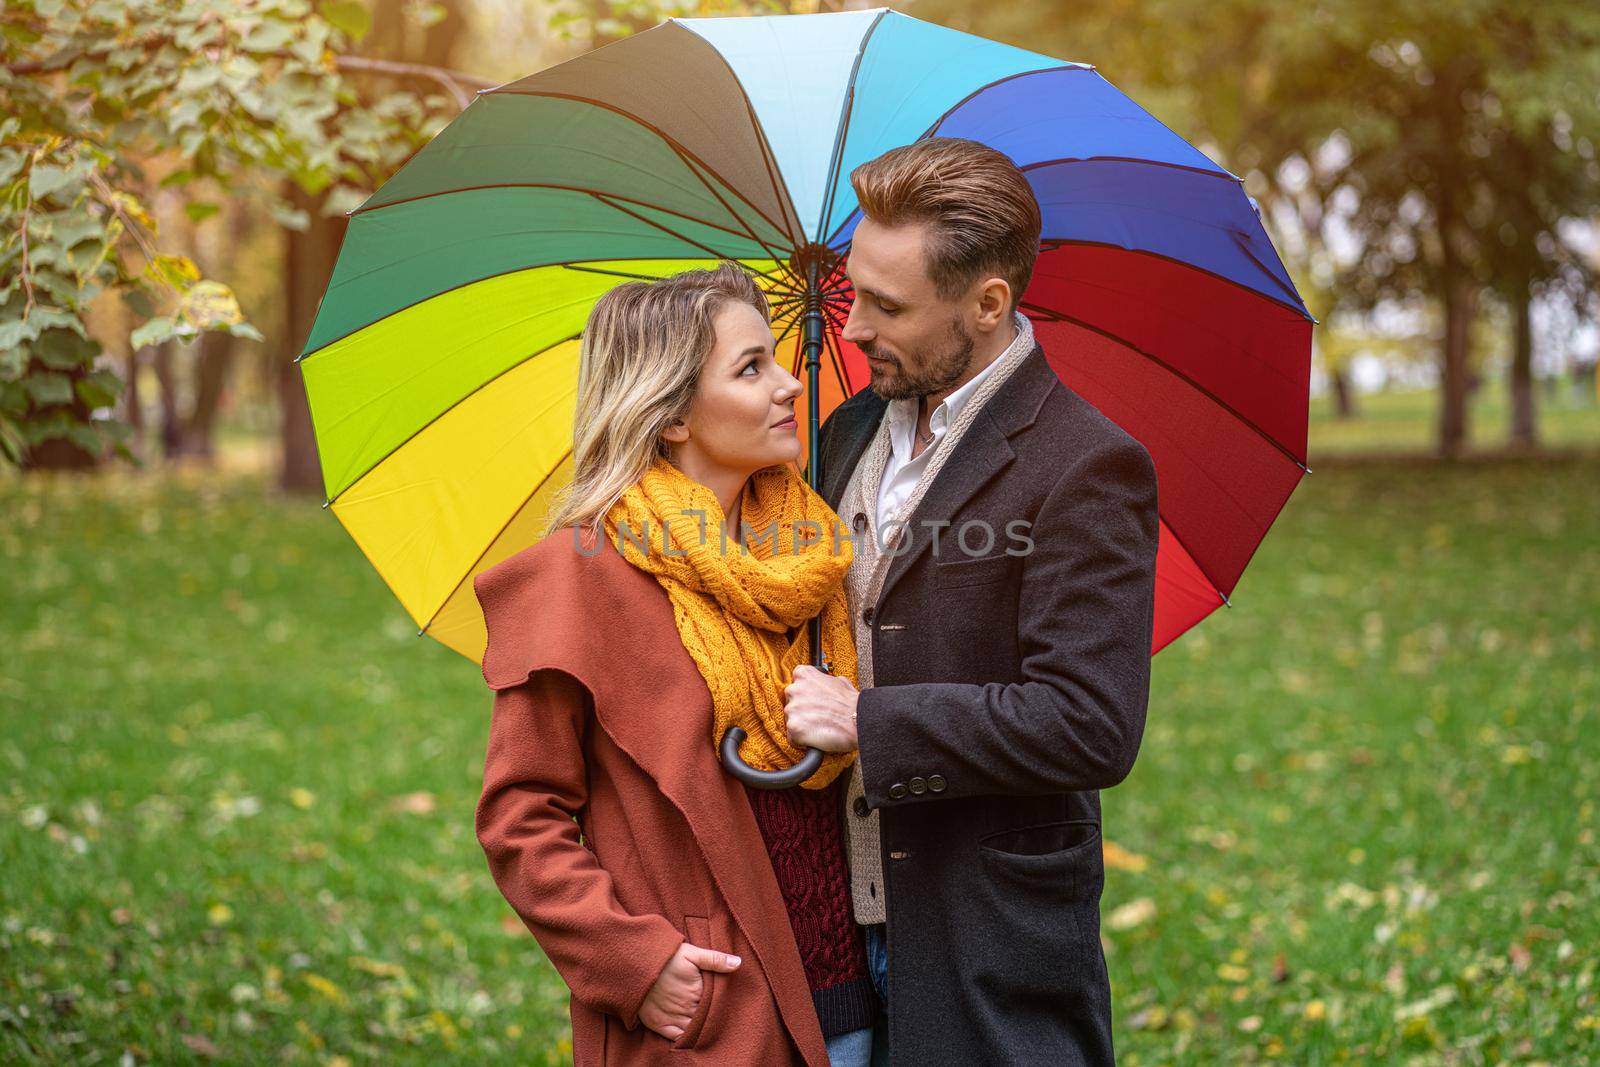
[1107,897,1156,931]
[301,972,348,1005]
[1102,840,1149,872]
[390,791,437,815]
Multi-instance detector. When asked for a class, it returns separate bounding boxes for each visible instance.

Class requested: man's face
[840,217,977,402]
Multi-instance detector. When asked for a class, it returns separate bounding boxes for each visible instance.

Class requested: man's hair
[848,137,1042,313]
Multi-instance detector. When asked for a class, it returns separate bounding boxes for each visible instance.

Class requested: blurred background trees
[3,0,1596,487]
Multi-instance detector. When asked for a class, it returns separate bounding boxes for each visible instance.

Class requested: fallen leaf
[390,791,436,815]
[1102,839,1149,873]
[181,1032,221,1058]
[1107,897,1156,931]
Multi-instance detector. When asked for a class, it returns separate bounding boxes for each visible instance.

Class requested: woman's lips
[772,416,796,428]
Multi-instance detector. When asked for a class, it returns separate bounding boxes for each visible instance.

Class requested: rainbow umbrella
[297,6,1313,670]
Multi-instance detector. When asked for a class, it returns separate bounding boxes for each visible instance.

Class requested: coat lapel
[876,341,1057,605]
[820,391,888,512]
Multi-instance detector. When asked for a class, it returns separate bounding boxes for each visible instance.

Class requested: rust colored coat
[471,524,831,1067]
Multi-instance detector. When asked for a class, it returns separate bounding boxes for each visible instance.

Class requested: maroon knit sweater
[742,773,880,1039]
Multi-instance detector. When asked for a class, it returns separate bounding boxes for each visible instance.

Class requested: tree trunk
[1508,279,1537,450]
[1435,196,1472,458]
[1331,365,1358,419]
[1438,276,1473,458]
[181,330,232,461]
[153,339,184,460]
[180,205,248,462]
[279,179,341,495]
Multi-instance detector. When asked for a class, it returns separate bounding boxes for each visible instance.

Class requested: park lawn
[2,453,1596,1064]
[1308,376,1599,456]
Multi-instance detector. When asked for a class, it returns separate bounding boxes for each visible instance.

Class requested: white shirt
[875,311,1030,534]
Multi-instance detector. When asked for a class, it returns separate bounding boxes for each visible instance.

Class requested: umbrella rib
[685,25,806,250]
[322,333,581,509]
[345,181,777,249]
[588,191,759,265]
[917,64,1093,142]
[1037,237,1316,323]
[669,143,796,276]
[560,264,694,282]
[1060,336,1296,607]
[1152,511,1232,609]
[417,445,574,638]
[818,63,1092,251]
[812,9,890,245]
[1019,154,1240,185]
[300,257,779,363]
[478,88,795,243]
[821,312,855,396]
[1019,299,1310,474]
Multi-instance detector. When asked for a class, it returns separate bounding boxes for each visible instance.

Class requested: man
[782,137,1160,1066]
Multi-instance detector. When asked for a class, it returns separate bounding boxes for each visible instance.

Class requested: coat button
[888,782,908,799]
[862,606,875,625]
[852,796,869,817]
[908,776,927,795]
[889,850,911,861]
[928,774,946,793]
[853,511,867,533]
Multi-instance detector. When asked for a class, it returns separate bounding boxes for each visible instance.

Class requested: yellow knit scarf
[602,454,859,789]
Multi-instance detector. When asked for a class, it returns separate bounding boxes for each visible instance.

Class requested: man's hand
[783,664,861,752]
[639,940,741,1041]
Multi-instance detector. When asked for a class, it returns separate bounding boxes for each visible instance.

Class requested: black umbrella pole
[719,287,829,789]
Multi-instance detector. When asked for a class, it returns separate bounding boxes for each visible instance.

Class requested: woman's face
[666,301,804,478]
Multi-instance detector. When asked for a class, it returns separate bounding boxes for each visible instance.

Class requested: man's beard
[862,314,974,402]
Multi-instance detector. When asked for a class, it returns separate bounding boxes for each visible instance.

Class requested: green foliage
[0,0,460,468]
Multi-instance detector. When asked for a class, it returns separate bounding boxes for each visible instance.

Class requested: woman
[472,261,879,1066]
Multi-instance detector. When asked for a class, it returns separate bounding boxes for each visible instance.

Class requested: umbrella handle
[719,726,826,789]
[718,265,834,791]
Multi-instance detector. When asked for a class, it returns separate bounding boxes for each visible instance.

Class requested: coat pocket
[975,819,1102,950]
[978,818,1100,860]
[932,550,1014,589]
[670,915,716,1052]
[976,820,1101,910]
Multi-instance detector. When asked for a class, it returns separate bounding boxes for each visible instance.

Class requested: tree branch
[334,55,498,110]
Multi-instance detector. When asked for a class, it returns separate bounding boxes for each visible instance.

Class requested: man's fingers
[684,942,742,972]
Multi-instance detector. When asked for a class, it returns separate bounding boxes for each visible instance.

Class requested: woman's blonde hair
[542,260,772,538]
[850,137,1041,313]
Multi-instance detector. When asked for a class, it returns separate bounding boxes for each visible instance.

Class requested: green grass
[2,453,1597,1063]
[1308,375,1599,456]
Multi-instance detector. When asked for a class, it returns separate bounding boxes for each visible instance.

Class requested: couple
[472,137,1160,1066]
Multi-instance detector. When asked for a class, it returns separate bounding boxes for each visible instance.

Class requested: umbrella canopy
[297,7,1313,663]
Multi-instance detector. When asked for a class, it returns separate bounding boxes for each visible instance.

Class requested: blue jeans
[825,924,889,1067]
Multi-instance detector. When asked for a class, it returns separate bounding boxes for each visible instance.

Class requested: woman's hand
[639,940,742,1041]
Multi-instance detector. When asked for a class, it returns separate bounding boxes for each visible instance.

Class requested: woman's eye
[741,359,760,376]
[878,303,899,316]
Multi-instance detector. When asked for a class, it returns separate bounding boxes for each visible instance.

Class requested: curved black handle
[719,725,826,789]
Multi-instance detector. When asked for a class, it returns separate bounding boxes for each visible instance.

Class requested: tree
[923,0,1600,456]
[0,0,473,471]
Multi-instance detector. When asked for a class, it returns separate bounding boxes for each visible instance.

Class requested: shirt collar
[887,310,1033,457]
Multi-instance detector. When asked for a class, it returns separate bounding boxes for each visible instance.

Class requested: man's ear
[975,277,1012,333]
